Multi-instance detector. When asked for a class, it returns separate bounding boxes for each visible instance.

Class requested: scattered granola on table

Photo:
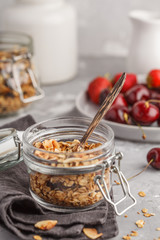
[130,230,138,236]
[138,191,146,197]
[122,235,131,240]
[141,208,148,213]
[135,219,145,228]
[30,138,110,208]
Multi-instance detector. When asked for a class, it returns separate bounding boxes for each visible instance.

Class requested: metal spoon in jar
[75,72,126,151]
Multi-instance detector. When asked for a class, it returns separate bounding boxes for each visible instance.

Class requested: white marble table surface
[0,57,160,240]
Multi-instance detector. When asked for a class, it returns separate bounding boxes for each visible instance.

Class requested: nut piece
[122,235,131,240]
[150,213,155,216]
[130,230,138,236]
[34,220,57,230]
[141,208,148,213]
[138,191,146,197]
[83,228,103,239]
[33,235,42,240]
[143,213,152,217]
[135,219,145,228]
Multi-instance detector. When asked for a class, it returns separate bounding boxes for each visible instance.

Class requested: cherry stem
[145,99,160,108]
[136,123,146,140]
[123,112,130,124]
[132,118,146,140]
[127,158,154,181]
[104,72,110,80]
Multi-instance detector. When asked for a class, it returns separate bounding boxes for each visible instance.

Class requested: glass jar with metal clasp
[0,117,137,215]
[0,117,136,215]
[0,31,44,116]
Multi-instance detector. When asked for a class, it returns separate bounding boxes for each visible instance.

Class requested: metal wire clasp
[0,128,22,166]
[94,152,136,216]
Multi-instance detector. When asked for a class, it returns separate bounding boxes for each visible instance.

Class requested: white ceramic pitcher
[127,10,160,74]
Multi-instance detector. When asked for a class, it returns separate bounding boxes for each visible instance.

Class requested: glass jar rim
[23,116,115,156]
[0,31,33,54]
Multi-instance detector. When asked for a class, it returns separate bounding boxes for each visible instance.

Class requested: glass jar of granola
[0,32,44,116]
[23,117,136,215]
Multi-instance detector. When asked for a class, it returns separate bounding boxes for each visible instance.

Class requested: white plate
[76,91,160,143]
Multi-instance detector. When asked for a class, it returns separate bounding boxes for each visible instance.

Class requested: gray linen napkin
[0,114,35,131]
[0,115,119,240]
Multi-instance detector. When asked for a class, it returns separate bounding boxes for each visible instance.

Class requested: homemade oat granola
[0,48,36,115]
[30,139,110,208]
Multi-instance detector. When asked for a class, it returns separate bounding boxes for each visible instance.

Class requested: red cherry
[147,148,160,169]
[131,100,160,125]
[149,90,160,108]
[88,76,112,104]
[125,84,150,105]
[100,89,128,107]
[104,105,132,124]
[150,89,160,99]
[112,73,137,93]
[147,69,160,88]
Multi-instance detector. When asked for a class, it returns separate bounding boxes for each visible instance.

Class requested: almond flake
[34,220,57,230]
[130,230,138,236]
[135,219,145,228]
[33,235,42,240]
[83,228,103,239]
[138,191,146,197]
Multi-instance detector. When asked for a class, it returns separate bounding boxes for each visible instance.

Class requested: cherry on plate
[87,76,112,105]
[131,100,160,125]
[149,89,160,108]
[112,73,137,93]
[125,84,150,105]
[100,89,128,107]
[104,105,132,124]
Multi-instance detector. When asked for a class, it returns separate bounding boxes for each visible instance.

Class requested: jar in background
[2,0,78,85]
[23,117,136,215]
[0,32,44,116]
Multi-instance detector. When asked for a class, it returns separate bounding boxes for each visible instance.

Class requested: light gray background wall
[1,0,160,57]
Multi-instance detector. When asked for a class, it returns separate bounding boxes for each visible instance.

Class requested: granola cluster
[0,48,36,115]
[30,139,110,208]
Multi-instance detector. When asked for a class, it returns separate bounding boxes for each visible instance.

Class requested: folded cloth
[0,115,119,240]
[0,114,36,131]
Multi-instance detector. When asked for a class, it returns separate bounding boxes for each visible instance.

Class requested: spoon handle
[80,72,126,146]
